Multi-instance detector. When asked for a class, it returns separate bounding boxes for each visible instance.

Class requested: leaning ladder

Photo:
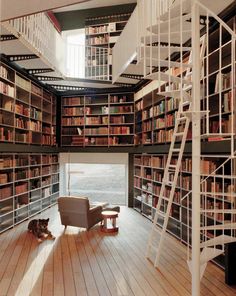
[146,98,191,267]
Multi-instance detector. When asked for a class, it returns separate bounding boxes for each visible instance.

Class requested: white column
[191,1,201,296]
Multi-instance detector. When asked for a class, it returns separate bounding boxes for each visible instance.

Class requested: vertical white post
[191,1,201,296]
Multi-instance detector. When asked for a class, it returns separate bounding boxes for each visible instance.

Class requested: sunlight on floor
[15,240,53,296]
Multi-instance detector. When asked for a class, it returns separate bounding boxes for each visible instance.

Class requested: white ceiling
[53,0,136,13]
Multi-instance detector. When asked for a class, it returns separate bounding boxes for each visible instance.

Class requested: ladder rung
[161,196,169,201]
[177,116,187,122]
[169,164,177,168]
[172,148,180,152]
[175,132,184,136]
[157,211,166,217]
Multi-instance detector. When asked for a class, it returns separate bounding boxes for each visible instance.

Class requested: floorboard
[0,205,235,296]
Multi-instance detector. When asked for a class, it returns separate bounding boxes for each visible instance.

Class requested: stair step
[201,133,233,139]
[145,72,192,85]
[157,90,191,101]
[201,209,236,214]
[139,45,191,62]
[148,13,192,34]
[142,30,192,44]
[200,235,236,248]
[148,59,192,68]
[159,0,191,21]
[200,223,236,230]
[200,247,224,265]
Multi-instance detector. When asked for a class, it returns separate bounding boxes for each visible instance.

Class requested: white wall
[59,153,129,204]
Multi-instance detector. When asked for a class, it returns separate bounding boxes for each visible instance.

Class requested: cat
[28,218,55,242]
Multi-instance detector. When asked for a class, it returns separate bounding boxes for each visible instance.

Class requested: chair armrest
[89,205,102,214]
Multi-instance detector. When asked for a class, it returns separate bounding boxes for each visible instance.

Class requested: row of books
[0,65,10,81]
[63,97,84,106]
[0,112,14,126]
[30,108,42,120]
[42,166,51,176]
[84,127,109,135]
[15,183,28,195]
[0,172,12,184]
[0,157,13,168]
[87,35,109,45]
[0,98,14,112]
[142,121,152,132]
[110,95,129,103]
[0,186,12,199]
[15,170,28,180]
[15,74,31,91]
[42,176,51,187]
[15,104,30,116]
[0,81,15,97]
[85,25,108,35]
[0,128,13,142]
[110,126,131,134]
[28,120,41,132]
[63,107,84,116]
[215,71,232,93]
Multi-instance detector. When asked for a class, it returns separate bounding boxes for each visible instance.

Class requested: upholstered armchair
[58,196,103,230]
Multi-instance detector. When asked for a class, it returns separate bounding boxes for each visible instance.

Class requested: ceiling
[53,0,137,13]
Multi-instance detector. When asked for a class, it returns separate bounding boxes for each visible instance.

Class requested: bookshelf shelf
[0,62,57,147]
[61,92,134,147]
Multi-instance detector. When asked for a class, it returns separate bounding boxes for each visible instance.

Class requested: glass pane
[67,163,126,205]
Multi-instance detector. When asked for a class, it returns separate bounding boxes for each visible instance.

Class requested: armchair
[58,196,103,230]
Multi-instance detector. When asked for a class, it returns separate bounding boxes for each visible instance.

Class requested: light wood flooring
[0,206,236,296]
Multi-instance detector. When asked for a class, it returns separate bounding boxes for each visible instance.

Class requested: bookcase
[0,153,59,233]
[0,62,57,146]
[133,153,236,268]
[61,92,134,147]
[85,13,131,80]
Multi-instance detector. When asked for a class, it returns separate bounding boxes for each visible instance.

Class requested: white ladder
[146,98,191,267]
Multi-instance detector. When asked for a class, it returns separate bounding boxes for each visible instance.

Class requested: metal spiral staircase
[136,0,236,293]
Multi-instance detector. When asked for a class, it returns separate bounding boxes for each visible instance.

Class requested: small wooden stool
[101,210,119,233]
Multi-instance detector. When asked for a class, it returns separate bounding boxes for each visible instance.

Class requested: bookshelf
[85,13,131,80]
[61,92,134,147]
[0,62,57,146]
[0,153,59,233]
[135,87,192,146]
[133,153,236,268]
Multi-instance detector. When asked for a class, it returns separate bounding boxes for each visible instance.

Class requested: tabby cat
[28,218,55,242]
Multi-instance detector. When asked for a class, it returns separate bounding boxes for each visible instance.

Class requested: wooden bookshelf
[0,153,59,233]
[61,92,134,147]
[0,62,57,146]
[85,13,131,80]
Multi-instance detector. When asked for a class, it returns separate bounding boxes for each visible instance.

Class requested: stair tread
[148,13,192,34]
[157,90,190,101]
[200,248,224,264]
[200,223,236,230]
[201,209,236,213]
[145,72,192,85]
[148,59,192,68]
[142,30,192,44]
[159,0,191,21]
[200,235,236,248]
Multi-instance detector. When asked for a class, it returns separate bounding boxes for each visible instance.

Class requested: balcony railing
[2,13,65,75]
[66,43,110,80]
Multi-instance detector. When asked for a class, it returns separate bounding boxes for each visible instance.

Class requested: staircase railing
[2,12,65,75]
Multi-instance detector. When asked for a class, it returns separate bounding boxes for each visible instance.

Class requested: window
[63,29,85,78]
[66,163,126,205]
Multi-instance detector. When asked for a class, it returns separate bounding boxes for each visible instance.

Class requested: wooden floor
[0,206,236,296]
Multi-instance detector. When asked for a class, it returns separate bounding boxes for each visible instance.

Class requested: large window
[63,29,85,78]
[66,163,126,205]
